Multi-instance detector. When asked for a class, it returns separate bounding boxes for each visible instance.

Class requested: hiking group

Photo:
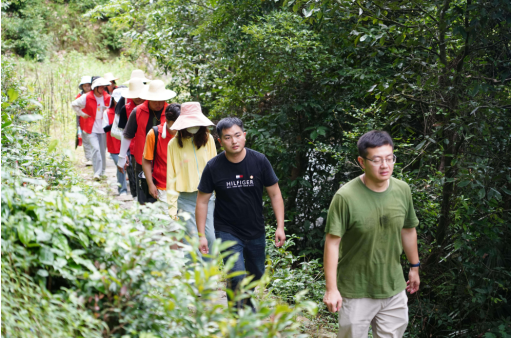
[71,71,420,338]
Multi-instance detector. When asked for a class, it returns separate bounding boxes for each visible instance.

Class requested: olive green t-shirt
[325,176,419,299]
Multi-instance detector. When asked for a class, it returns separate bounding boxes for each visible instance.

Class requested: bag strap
[152,126,159,168]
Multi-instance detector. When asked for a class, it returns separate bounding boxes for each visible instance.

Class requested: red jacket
[81,91,111,134]
[134,101,167,165]
[106,107,120,154]
[152,124,173,189]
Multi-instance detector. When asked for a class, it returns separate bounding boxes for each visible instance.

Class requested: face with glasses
[357,145,395,183]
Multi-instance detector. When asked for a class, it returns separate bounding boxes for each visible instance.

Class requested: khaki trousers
[338,290,408,338]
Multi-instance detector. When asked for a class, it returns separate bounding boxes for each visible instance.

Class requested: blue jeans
[178,191,215,262]
[215,231,266,308]
[110,154,127,194]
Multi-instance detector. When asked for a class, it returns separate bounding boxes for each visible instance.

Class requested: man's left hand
[275,227,286,247]
[406,268,420,294]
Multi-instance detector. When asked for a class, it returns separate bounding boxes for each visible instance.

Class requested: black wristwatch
[409,261,420,268]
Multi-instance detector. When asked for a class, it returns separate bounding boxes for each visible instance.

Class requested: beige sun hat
[91,77,111,90]
[170,102,215,131]
[122,69,151,84]
[123,78,146,99]
[103,72,119,82]
[139,80,176,101]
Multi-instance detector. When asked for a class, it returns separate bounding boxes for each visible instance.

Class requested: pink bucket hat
[170,102,215,130]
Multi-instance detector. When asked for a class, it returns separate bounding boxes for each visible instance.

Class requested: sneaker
[84,160,93,166]
[93,174,101,181]
[119,192,127,196]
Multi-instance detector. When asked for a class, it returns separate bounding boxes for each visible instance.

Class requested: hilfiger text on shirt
[226,177,255,188]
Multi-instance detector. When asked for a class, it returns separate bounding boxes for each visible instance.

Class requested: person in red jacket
[117,77,147,198]
[117,80,176,202]
[76,76,93,166]
[141,103,180,203]
[71,77,111,180]
[103,87,128,195]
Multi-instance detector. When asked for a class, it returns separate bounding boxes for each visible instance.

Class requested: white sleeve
[71,95,88,118]
[102,110,109,129]
[116,133,132,168]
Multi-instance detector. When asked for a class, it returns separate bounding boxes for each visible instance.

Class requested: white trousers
[85,132,106,177]
[81,130,93,161]
[338,290,408,338]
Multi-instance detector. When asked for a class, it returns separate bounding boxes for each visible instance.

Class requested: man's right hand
[199,237,209,255]
[323,289,343,312]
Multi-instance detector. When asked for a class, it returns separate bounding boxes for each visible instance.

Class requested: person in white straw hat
[71,77,111,180]
[122,69,151,85]
[115,77,147,198]
[117,80,176,203]
[75,76,93,165]
[102,87,128,196]
[166,102,217,261]
[103,72,119,94]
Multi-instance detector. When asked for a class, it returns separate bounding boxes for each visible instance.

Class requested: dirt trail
[73,146,134,208]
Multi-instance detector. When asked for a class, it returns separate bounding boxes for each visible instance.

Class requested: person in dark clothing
[117,80,176,203]
[116,77,146,197]
[195,117,286,310]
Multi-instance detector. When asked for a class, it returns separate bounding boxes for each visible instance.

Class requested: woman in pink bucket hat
[167,102,217,261]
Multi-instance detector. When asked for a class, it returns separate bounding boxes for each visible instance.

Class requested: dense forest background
[2,0,511,337]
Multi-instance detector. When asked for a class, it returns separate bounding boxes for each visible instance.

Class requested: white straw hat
[139,80,176,101]
[123,78,146,99]
[103,72,119,82]
[78,76,92,90]
[123,69,151,84]
[170,102,214,130]
[91,77,112,90]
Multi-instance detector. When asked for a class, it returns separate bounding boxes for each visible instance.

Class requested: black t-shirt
[116,97,127,128]
[122,107,163,139]
[198,148,279,240]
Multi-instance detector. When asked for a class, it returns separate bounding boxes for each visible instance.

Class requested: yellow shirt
[166,134,217,216]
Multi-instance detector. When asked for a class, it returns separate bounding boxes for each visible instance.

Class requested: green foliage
[93,0,511,335]
[2,264,105,338]
[1,0,122,60]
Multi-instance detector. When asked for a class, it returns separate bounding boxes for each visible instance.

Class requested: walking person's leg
[88,132,102,178]
[337,297,380,338]
[126,153,137,197]
[203,197,216,262]
[99,133,107,176]
[242,233,266,310]
[81,130,93,163]
[216,230,246,308]
[370,290,408,338]
[110,154,127,194]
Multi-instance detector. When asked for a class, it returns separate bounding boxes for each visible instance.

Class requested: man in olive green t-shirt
[323,130,420,338]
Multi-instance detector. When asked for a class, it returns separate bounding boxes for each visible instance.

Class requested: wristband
[409,261,420,268]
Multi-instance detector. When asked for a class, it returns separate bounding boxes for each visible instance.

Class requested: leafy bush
[1,53,317,337]
[1,264,105,338]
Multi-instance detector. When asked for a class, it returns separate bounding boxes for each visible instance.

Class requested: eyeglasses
[363,154,397,166]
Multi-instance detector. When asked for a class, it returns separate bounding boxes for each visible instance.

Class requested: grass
[12,51,140,149]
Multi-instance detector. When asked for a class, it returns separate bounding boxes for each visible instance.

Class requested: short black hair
[357,130,394,157]
[216,117,244,138]
[165,103,181,122]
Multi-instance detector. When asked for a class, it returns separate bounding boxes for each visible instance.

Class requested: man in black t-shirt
[196,117,286,309]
